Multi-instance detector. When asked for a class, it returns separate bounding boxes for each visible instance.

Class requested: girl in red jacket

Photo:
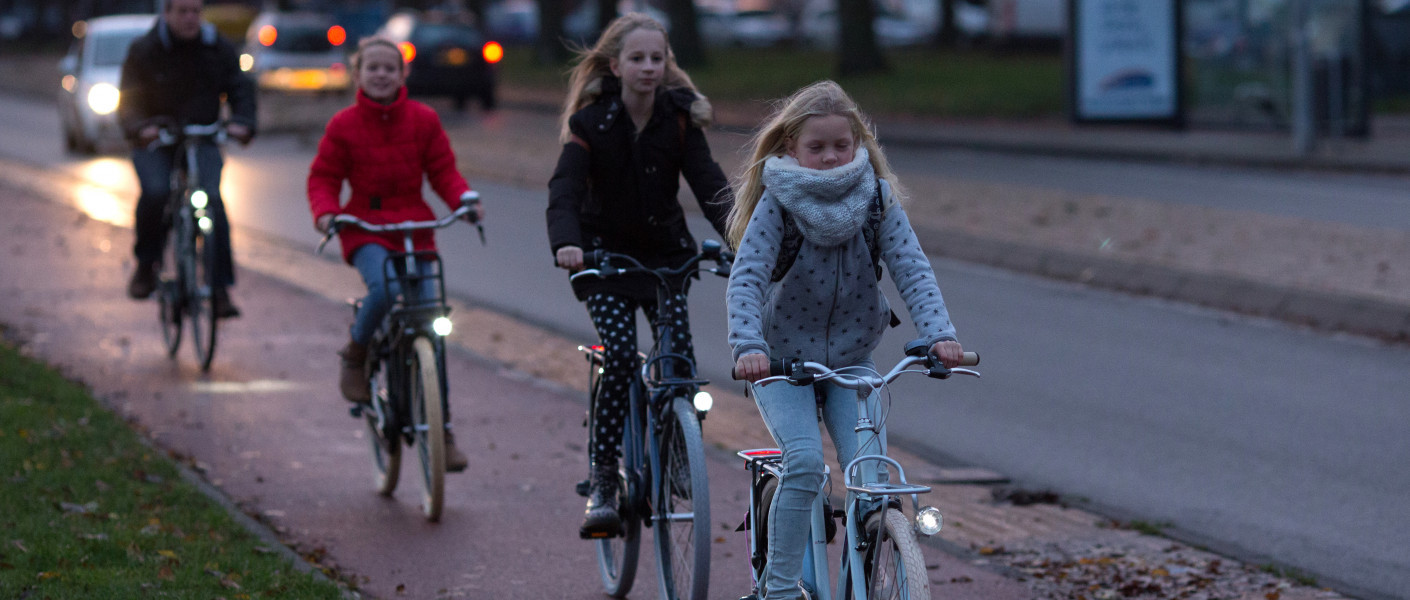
[306,36,483,471]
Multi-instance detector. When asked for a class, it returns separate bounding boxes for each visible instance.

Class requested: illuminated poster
[1070,0,1181,123]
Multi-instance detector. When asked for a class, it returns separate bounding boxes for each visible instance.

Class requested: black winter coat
[547,77,733,302]
[118,20,256,142]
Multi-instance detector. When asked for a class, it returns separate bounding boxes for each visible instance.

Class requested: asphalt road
[3,92,1409,599]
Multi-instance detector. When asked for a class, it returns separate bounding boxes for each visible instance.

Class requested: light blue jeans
[349,244,436,345]
[752,359,886,600]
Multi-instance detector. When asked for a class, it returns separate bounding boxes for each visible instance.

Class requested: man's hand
[555,245,583,272]
[315,214,334,234]
[138,125,161,146]
[227,123,252,145]
[929,340,963,369]
[733,352,770,383]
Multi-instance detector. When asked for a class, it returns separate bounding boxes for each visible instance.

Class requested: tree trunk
[935,0,958,48]
[836,0,887,75]
[596,0,615,37]
[536,0,571,65]
[663,0,707,68]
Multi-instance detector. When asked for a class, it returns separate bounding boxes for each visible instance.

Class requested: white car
[57,13,155,154]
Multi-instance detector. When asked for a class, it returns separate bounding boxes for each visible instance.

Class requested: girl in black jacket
[547,12,733,538]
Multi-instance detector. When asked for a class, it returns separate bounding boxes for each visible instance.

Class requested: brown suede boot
[338,340,371,403]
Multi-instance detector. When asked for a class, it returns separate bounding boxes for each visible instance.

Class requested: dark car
[378,9,500,111]
[239,11,351,95]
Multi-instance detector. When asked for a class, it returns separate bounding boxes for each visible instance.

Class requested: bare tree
[836,0,886,75]
[934,0,958,48]
[662,0,706,67]
[536,0,571,64]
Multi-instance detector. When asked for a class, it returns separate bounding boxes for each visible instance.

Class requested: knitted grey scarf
[762,148,875,247]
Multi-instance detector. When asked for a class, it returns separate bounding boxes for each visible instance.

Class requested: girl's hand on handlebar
[556,245,583,272]
[315,214,334,234]
[930,340,963,369]
[734,352,770,383]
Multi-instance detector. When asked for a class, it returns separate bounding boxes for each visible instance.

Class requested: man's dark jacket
[118,19,256,142]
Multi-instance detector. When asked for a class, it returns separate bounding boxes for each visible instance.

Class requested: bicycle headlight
[197,216,213,233]
[692,391,713,413]
[915,506,943,536]
[87,82,120,115]
[190,189,208,209]
[432,316,453,336]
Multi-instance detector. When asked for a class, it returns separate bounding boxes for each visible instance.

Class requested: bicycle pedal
[575,479,590,497]
[348,404,366,418]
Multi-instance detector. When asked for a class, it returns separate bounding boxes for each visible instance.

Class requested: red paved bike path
[0,177,1031,598]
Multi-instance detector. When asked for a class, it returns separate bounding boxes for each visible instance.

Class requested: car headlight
[87,83,120,115]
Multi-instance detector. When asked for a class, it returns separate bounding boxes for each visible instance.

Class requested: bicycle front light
[915,506,943,536]
[692,391,713,413]
[190,190,208,209]
[432,316,453,337]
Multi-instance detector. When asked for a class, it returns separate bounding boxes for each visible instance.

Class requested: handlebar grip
[960,352,980,367]
[731,358,793,380]
[582,249,606,269]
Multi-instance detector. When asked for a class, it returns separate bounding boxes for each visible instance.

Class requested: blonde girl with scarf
[724,80,964,600]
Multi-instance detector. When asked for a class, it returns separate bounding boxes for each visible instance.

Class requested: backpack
[769,179,901,328]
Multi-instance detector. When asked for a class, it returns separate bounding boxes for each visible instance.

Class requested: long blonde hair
[556,12,702,143]
[725,80,906,248]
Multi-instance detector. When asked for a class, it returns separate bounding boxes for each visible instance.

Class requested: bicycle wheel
[366,357,401,495]
[595,462,640,598]
[653,397,711,600]
[860,508,930,600]
[410,335,445,521]
[157,228,182,357]
[186,210,217,371]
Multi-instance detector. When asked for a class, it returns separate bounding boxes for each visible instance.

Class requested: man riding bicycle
[119,0,255,318]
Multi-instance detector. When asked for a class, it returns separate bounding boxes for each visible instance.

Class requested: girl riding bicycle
[307,36,483,472]
[725,80,964,600]
[547,12,733,538]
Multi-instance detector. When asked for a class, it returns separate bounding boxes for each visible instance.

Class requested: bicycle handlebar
[148,122,228,150]
[731,346,979,384]
[315,201,479,255]
[568,239,734,283]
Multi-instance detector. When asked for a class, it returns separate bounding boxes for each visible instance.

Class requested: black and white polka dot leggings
[585,292,695,464]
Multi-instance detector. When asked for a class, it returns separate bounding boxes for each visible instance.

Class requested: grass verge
[0,340,345,599]
[499,45,1068,119]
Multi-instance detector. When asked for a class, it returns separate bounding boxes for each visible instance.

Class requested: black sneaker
[127,261,159,299]
[213,289,241,319]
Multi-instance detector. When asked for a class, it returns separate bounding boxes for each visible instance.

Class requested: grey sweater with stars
[726,175,958,367]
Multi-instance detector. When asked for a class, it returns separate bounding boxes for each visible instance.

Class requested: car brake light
[258,24,277,47]
[482,41,503,64]
[328,25,346,46]
[399,41,416,63]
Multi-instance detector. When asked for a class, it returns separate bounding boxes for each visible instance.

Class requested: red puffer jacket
[308,87,471,264]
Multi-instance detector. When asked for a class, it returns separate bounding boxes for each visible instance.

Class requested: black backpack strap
[862,179,886,281]
[770,204,802,283]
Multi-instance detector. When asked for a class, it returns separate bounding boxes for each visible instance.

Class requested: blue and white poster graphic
[1075,0,1178,120]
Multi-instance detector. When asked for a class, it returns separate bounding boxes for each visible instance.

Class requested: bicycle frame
[154,122,226,371]
[737,353,979,600]
[572,243,730,600]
